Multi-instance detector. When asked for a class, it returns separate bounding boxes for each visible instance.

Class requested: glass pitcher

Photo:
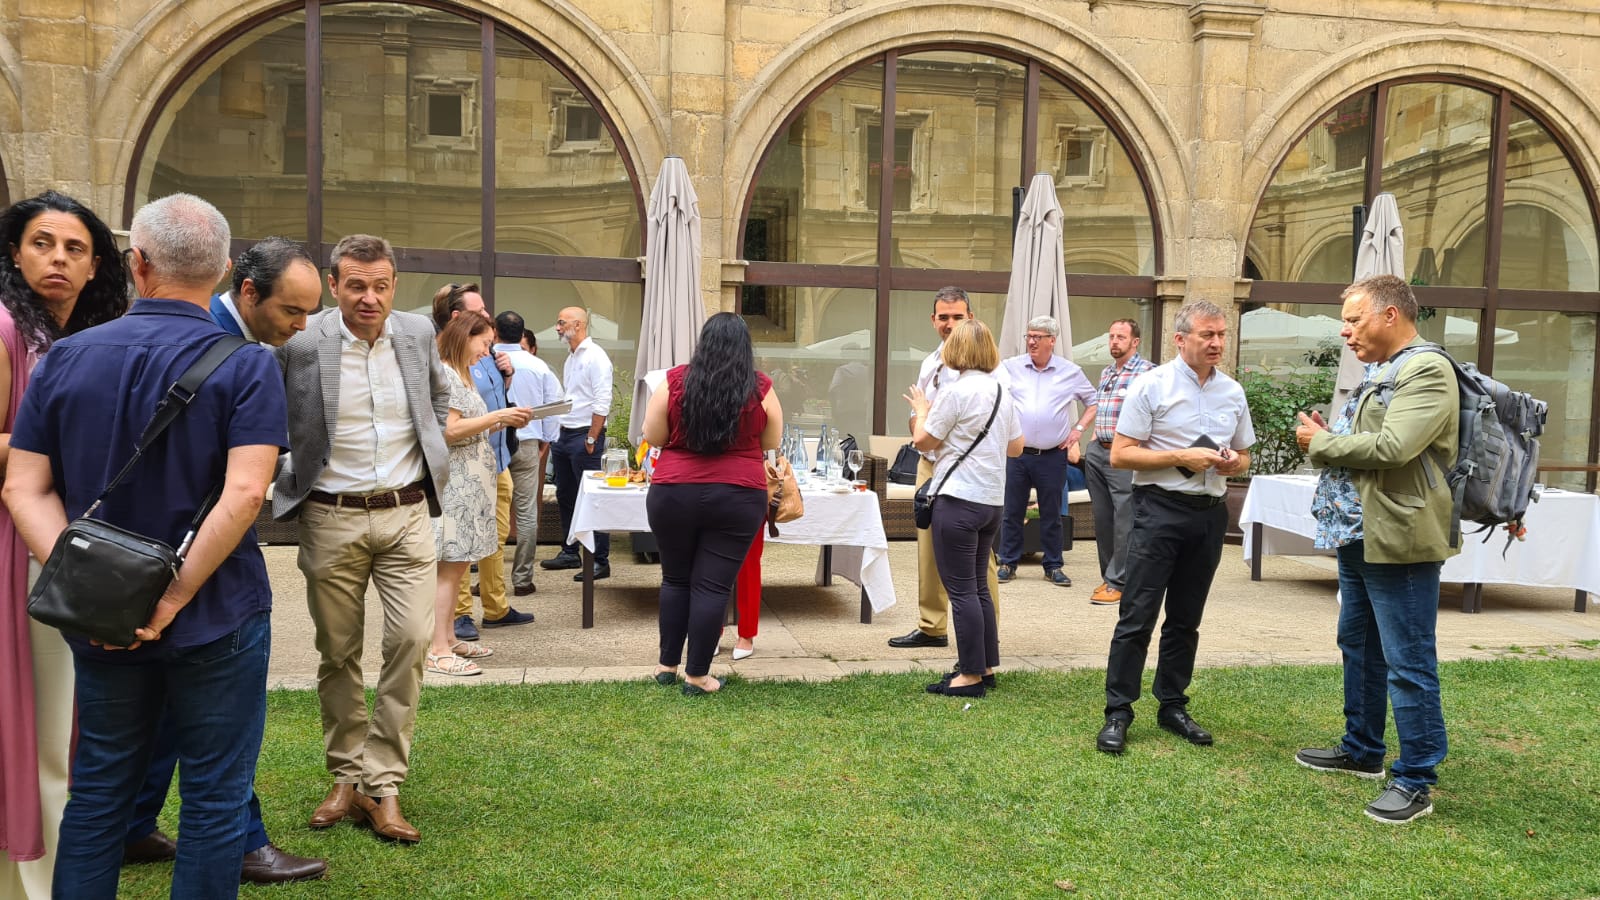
[603,448,629,487]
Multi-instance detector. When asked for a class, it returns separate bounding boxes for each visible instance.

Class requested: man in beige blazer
[273,234,451,844]
[1293,274,1460,825]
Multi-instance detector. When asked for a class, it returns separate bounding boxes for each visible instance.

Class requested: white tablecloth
[568,476,896,613]
[1241,474,1600,596]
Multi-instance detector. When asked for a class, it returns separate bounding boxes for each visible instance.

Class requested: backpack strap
[1368,341,1466,545]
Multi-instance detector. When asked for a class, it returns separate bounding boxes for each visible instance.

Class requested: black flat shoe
[937,665,996,689]
[653,671,677,685]
[683,676,723,696]
[925,680,986,698]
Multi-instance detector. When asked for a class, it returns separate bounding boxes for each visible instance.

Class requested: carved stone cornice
[1188,1,1266,41]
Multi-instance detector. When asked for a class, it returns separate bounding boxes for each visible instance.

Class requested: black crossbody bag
[27,337,249,646]
[913,385,1002,530]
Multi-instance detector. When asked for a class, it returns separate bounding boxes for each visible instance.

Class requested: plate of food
[585,471,606,480]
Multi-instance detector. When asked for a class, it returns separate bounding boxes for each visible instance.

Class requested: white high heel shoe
[731,646,754,661]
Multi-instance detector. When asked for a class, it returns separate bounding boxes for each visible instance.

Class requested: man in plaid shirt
[1084,318,1155,605]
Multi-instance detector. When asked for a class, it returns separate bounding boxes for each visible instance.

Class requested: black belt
[1020,446,1062,456]
[1140,485,1225,509]
[307,479,428,510]
[560,426,589,434]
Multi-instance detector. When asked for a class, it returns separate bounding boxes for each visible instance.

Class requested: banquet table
[1240,473,1597,613]
[567,475,897,627]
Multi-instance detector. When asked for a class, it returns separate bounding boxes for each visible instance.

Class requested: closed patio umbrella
[630,157,704,445]
[1332,191,1405,409]
[999,172,1072,360]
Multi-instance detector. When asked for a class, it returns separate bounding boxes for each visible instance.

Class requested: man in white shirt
[494,311,563,597]
[887,287,1002,650]
[541,306,615,579]
[1097,299,1253,756]
[273,234,451,843]
[996,315,1097,587]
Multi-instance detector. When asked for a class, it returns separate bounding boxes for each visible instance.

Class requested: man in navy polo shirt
[3,193,287,898]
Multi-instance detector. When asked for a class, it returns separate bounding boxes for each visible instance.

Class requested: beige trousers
[298,500,435,796]
[457,469,514,620]
[915,456,1001,637]
[0,566,73,899]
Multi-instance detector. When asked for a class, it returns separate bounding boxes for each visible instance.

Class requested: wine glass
[846,448,864,485]
[832,442,848,485]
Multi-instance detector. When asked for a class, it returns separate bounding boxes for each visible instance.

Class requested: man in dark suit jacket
[274,234,450,845]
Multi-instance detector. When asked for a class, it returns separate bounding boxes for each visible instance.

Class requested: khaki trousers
[298,500,435,796]
[915,456,1000,637]
[0,598,74,900]
[457,469,514,620]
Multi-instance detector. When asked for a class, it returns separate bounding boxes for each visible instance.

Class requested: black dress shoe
[574,561,611,581]
[925,679,986,698]
[240,843,328,884]
[540,554,581,570]
[123,829,178,864]
[1158,709,1214,746]
[887,629,948,649]
[1097,717,1129,754]
[938,664,996,689]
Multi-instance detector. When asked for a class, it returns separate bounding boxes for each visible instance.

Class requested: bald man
[541,306,615,578]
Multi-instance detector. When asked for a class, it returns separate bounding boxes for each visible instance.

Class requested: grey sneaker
[1365,781,1433,824]
[1295,746,1385,779]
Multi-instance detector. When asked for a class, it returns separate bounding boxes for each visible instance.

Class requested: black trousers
[552,427,607,561]
[1104,487,1228,720]
[932,496,1002,676]
[647,482,766,677]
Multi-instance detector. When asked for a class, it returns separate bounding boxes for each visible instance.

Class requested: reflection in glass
[321,5,483,249]
[494,278,642,384]
[1415,306,1485,363]
[1038,75,1156,276]
[1236,304,1347,374]
[1246,93,1371,282]
[1380,83,1494,287]
[1499,106,1599,292]
[1493,310,1595,488]
[744,288,876,439]
[743,63,885,266]
[139,12,310,239]
[885,289,1004,435]
[889,51,1024,272]
[495,35,639,259]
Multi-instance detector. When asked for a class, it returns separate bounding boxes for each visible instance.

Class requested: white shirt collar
[218,291,257,343]
[337,312,394,346]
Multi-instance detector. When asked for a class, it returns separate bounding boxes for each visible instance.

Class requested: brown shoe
[1090,584,1122,605]
[240,842,328,884]
[123,829,178,864]
[514,583,536,596]
[308,783,357,828]
[351,792,421,844]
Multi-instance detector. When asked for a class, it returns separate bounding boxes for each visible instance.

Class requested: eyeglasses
[1025,333,1054,343]
[121,247,151,267]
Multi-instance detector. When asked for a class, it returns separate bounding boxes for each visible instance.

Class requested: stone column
[666,2,728,314]
[16,0,93,200]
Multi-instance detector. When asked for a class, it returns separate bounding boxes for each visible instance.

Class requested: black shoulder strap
[86,336,250,516]
[931,384,1003,498]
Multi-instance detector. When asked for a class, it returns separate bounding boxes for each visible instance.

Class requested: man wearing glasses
[995,315,1096,587]
[888,286,1002,650]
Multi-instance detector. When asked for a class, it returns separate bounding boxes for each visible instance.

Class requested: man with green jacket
[1291,274,1459,824]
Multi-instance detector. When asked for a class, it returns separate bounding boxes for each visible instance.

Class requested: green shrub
[1238,367,1335,475]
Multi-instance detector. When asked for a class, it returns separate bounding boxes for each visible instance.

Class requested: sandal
[425,652,482,677]
[450,640,493,660]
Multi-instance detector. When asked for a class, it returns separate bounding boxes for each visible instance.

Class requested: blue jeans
[127,716,270,852]
[54,611,270,900]
[1335,542,1447,790]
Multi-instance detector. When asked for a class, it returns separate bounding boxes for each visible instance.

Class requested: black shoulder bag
[27,336,249,646]
[912,385,1002,530]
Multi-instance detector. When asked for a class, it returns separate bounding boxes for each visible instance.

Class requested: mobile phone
[1176,434,1221,478]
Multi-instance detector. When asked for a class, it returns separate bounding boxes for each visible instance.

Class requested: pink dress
[0,304,44,862]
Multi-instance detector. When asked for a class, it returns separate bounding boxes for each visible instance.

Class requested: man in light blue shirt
[494,310,564,598]
[995,315,1096,587]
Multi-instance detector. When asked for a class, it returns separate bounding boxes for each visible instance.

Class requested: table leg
[1461,582,1483,614]
[581,545,595,629]
[860,588,870,624]
[1576,590,1588,614]
[821,545,833,587]
[1250,523,1263,582]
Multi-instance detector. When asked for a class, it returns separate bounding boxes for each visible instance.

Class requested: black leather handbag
[26,337,247,646]
[888,442,921,485]
[913,385,1002,530]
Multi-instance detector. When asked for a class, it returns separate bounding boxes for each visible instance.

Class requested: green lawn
[121,658,1599,899]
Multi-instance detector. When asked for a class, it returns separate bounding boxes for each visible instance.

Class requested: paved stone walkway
[261,539,1599,690]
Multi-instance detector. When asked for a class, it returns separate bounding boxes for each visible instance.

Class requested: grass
[120,659,1600,899]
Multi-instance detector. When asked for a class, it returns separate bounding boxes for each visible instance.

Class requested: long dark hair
[0,190,130,352]
[681,312,758,454]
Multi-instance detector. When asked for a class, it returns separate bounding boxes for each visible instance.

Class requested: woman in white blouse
[904,319,1023,698]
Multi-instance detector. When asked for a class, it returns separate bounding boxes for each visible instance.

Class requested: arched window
[740,47,1162,437]
[1245,78,1600,485]
[127,0,644,373]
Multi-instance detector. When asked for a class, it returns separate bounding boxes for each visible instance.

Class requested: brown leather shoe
[123,829,178,864]
[308,783,357,828]
[351,792,420,844]
[1090,584,1122,605]
[240,843,328,884]
[513,583,536,596]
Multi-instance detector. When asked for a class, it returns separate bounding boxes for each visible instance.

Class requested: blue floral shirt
[1311,365,1375,549]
